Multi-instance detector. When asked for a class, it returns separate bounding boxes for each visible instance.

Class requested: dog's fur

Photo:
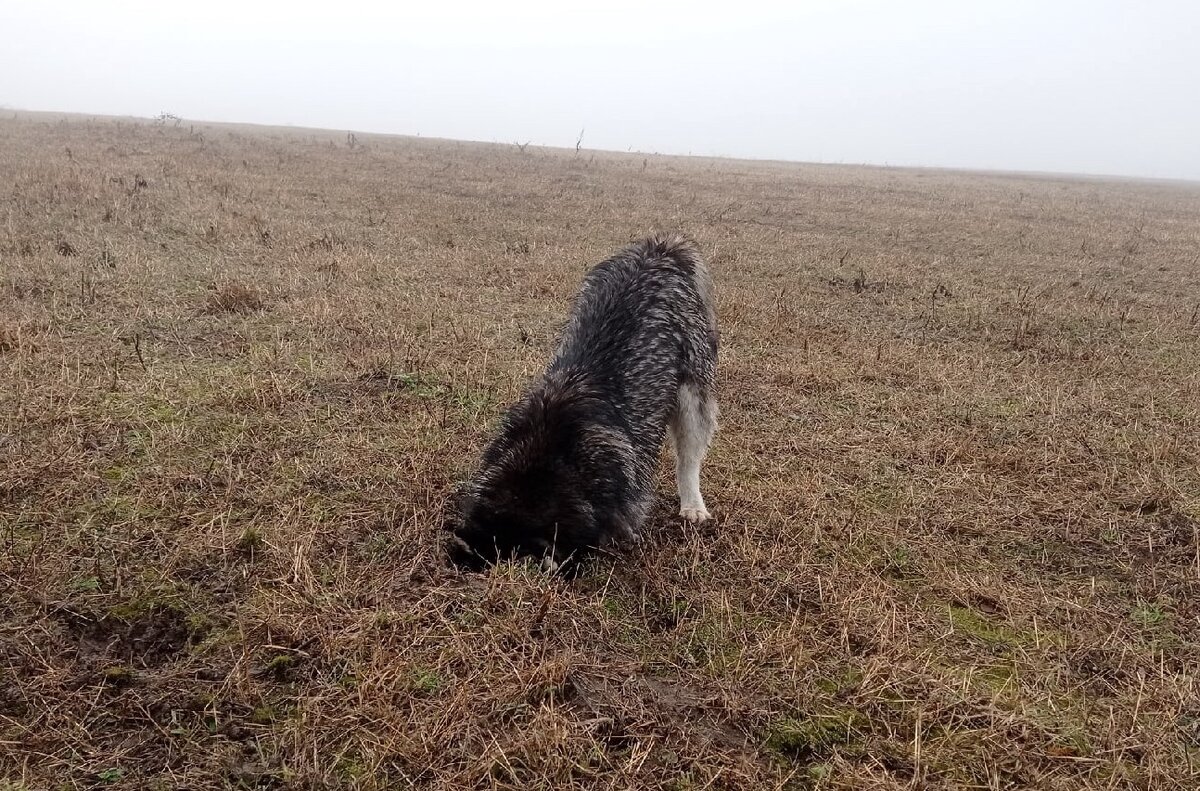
[446,234,719,573]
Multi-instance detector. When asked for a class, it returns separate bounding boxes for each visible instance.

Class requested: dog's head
[444,475,595,574]
[444,377,625,575]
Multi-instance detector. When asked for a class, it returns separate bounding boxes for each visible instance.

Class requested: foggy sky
[3,1,1198,181]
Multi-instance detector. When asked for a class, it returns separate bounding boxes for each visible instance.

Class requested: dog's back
[551,234,718,461]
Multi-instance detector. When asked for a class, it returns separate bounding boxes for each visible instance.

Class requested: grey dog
[447,234,718,573]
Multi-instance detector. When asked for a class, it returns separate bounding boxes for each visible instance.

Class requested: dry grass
[204,282,267,316]
[1,111,1199,790]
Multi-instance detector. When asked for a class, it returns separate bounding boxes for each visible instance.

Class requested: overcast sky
[3,1,1198,180]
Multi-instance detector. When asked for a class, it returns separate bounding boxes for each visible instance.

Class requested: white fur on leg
[677,451,710,522]
[672,384,717,524]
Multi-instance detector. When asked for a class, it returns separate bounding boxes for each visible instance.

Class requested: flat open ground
[2,112,1199,790]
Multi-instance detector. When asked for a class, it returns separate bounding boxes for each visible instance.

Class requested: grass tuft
[204,281,265,314]
[765,710,864,761]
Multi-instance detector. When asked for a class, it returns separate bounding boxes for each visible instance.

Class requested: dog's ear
[443,482,491,571]
[441,509,460,540]
[442,481,476,528]
[445,530,485,571]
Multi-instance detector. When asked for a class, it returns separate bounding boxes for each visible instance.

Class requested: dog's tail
[625,232,702,270]
[627,232,717,350]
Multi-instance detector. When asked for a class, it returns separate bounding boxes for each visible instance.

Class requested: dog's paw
[613,521,642,545]
[679,506,711,523]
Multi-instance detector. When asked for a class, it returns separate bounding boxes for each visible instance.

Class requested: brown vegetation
[1,112,1198,789]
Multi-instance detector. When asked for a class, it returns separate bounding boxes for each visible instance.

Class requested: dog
[446,234,719,573]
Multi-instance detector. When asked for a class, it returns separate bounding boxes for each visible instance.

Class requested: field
[1,111,1198,790]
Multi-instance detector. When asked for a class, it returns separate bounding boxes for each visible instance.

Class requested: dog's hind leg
[671,383,717,523]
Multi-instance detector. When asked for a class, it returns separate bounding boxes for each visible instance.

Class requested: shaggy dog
[446,234,718,573]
